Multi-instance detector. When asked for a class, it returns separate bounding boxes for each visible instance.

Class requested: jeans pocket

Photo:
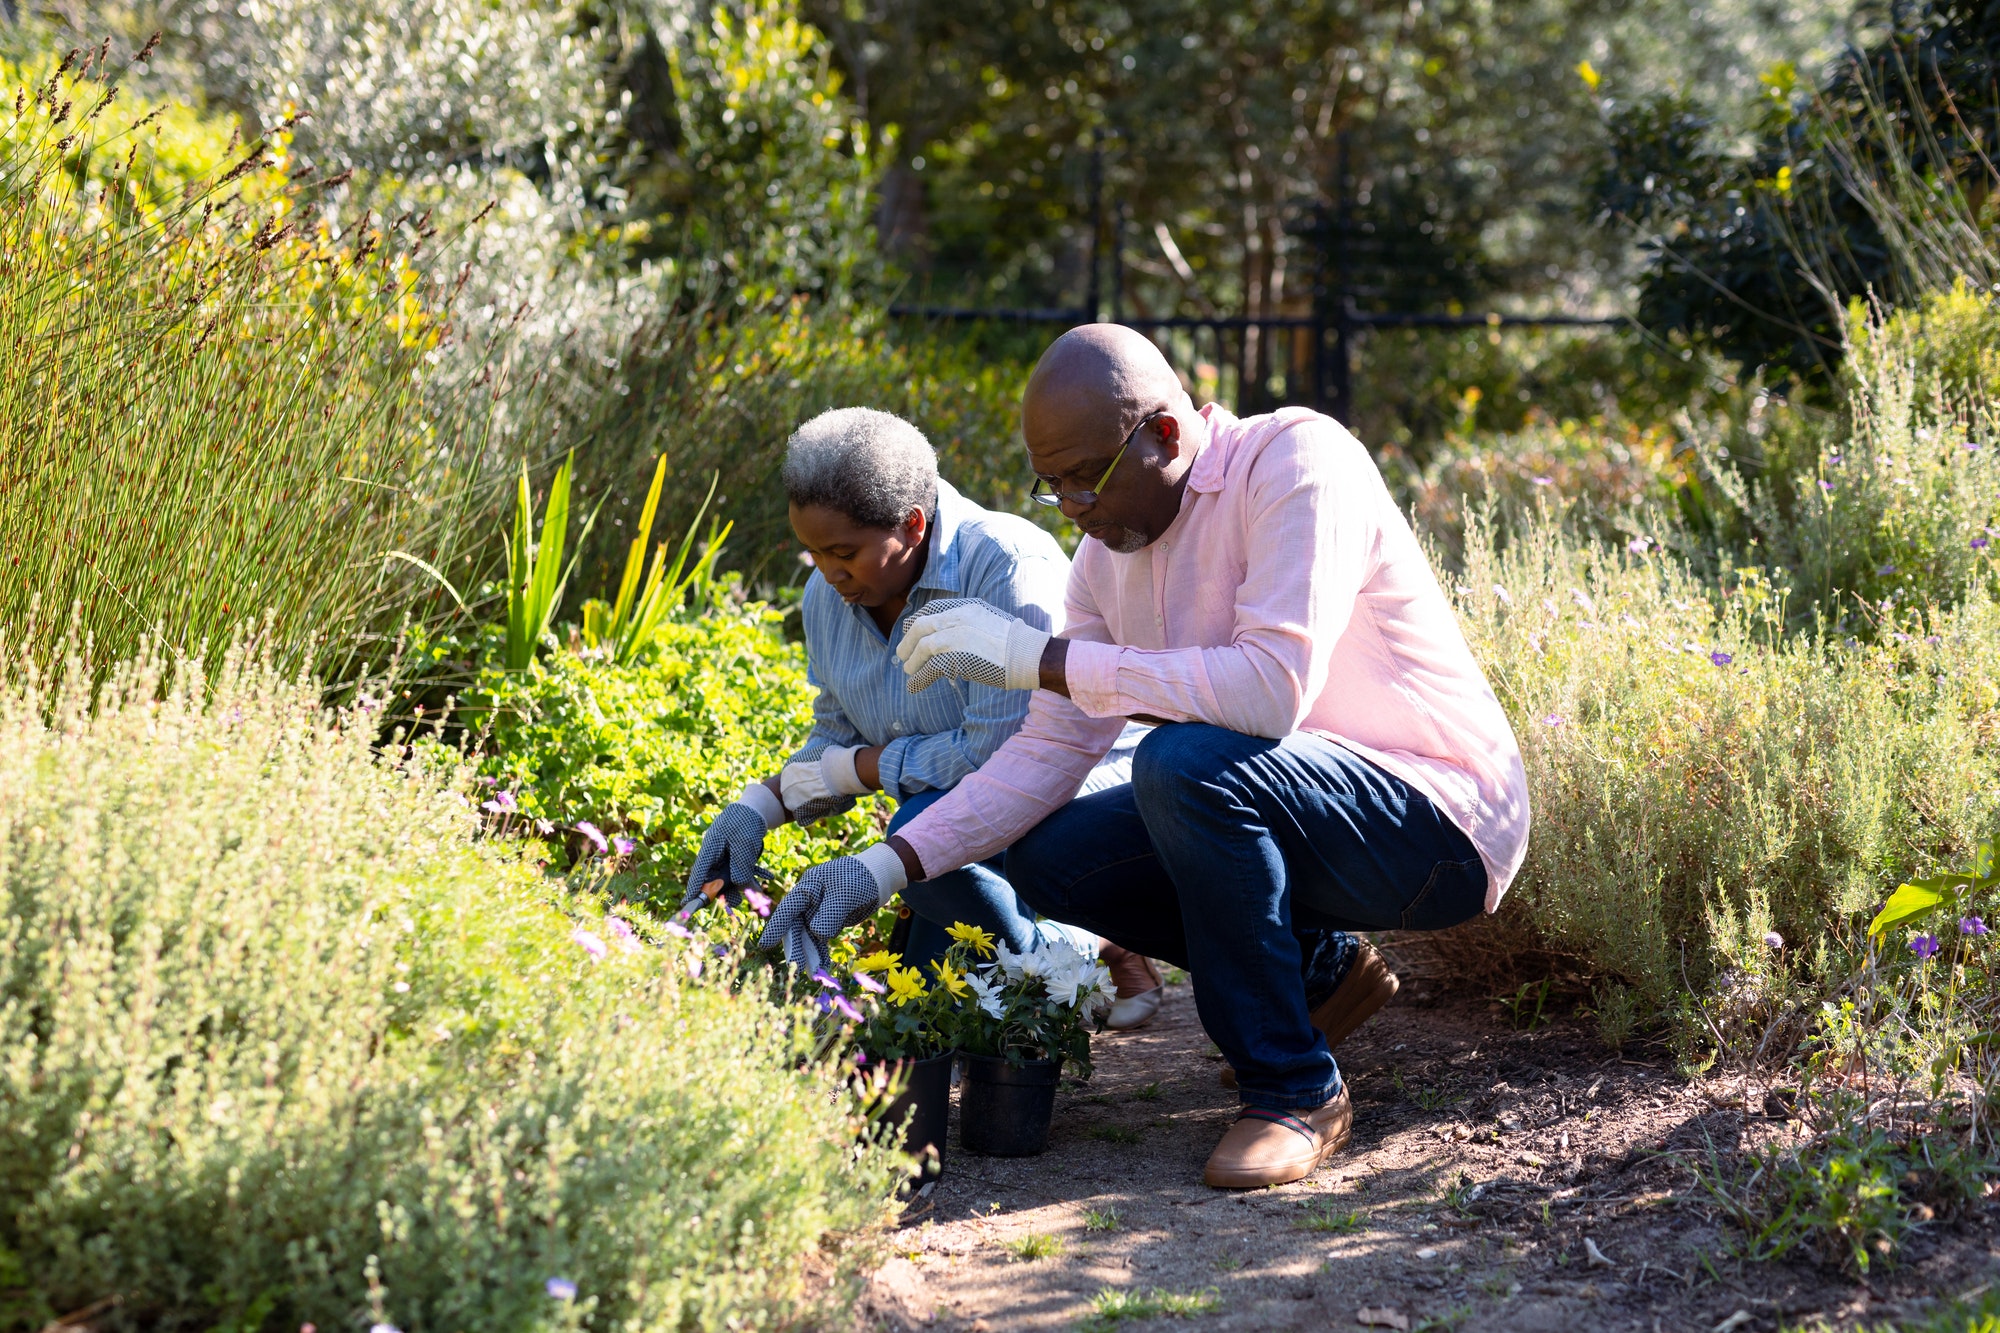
[1400,857,1488,931]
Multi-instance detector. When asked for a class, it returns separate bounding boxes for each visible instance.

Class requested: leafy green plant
[1082,1207,1122,1233]
[949,936,1115,1080]
[1295,1202,1365,1234]
[1090,1125,1144,1145]
[503,452,596,671]
[1698,1124,1919,1274]
[0,636,900,1332]
[1077,1286,1220,1330]
[579,459,733,664]
[1501,977,1555,1031]
[1001,1233,1067,1261]
[463,601,877,895]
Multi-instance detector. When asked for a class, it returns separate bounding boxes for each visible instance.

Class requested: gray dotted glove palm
[758,844,909,965]
[680,783,780,915]
[895,597,1049,693]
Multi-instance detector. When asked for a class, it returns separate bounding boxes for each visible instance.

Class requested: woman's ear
[902,505,928,545]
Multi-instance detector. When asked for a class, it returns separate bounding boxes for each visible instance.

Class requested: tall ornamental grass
[0,52,516,678]
[0,638,899,1331]
[1451,508,2000,1017]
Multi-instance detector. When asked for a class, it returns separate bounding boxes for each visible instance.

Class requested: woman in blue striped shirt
[680,407,1160,1028]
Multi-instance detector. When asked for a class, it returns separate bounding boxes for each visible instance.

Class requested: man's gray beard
[1097,527,1151,555]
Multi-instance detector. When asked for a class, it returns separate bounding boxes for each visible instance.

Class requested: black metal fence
[885,304,1624,426]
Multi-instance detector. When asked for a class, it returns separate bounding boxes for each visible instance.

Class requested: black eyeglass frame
[1028,411,1163,509]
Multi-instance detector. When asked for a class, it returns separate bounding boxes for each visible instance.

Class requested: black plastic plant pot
[876,1052,954,1182]
[958,1052,1060,1157]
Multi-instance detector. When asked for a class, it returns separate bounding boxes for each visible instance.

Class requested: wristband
[821,744,870,796]
[855,842,910,905]
[738,781,783,828]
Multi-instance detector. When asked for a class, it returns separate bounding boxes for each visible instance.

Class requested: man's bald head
[1022,324,1192,449]
[1020,324,1205,554]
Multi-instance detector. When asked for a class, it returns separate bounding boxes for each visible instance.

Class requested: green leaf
[1866,876,1956,938]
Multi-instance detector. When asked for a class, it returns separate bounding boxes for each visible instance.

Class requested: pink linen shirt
[896,404,1531,912]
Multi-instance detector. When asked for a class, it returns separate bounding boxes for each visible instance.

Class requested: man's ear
[1154,412,1183,456]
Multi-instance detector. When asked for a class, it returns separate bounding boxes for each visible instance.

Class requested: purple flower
[575,821,609,854]
[1541,713,1564,728]
[854,971,886,994]
[1764,931,1784,950]
[1926,635,1942,646]
[1819,480,1835,492]
[370,1325,401,1333]
[662,918,692,939]
[1962,916,1988,937]
[604,917,642,953]
[571,927,607,961]
[481,790,517,814]
[1974,536,1991,551]
[613,835,636,856]
[546,1278,577,1302]
[854,1051,869,1066]
[831,995,863,1021]
[1710,651,1733,667]
[1910,933,1942,961]
[1877,563,1897,577]
[812,969,842,991]
[743,886,772,918]
[1628,536,1652,555]
[1531,475,1554,487]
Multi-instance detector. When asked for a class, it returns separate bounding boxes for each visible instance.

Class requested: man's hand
[679,782,782,914]
[897,598,1050,692]
[758,844,909,962]
[779,744,872,824]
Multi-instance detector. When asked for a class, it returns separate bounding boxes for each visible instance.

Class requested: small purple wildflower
[1877,563,1897,577]
[571,927,607,961]
[853,971,886,994]
[613,835,636,857]
[854,1051,869,1066]
[831,995,863,1021]
[604,916,642,954]
[662,918,692,939]
[1974,536,1991,551]
[743,886,773,918]
[575,821,609,854]
[1962,916,1988,937]
[1531,475,1554,487]
[1926,635,1942,646]
[1827,453,1844,466]
[812,968,842,991]
[1628,536,1653,556]
[1541,713,1564,727]
[481,790,517,814]
[546,1278,577,1302]
[370,1325,401,1333]
[1710,650,1733,667]
[1764,931,1784,950]
[1910,933,1942,961]
[1819,479,1834,492]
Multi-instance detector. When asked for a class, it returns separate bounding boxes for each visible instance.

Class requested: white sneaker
[1099,941,1164,1030]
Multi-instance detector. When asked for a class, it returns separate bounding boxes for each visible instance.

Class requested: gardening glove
[895,597,1049,693]
[779,744,871,825]
[758,844,909,965]
[679,782,783,914]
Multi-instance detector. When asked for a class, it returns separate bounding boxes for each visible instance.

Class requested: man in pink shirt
[762,324,1530,1189]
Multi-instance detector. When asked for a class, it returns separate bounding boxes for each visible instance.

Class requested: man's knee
[1130,722,1259,812]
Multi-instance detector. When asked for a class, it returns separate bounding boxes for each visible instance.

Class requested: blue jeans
[1003,723,1487,1112]
[888,787,1098,969]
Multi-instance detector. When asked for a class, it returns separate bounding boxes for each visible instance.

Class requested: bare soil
[852,971,1999,1332]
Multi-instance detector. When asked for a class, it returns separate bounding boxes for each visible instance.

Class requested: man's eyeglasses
[1030,412,1160,508]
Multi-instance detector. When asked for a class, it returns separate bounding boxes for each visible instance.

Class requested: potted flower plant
[947,929,1115,1156]
[817,948,960,1182]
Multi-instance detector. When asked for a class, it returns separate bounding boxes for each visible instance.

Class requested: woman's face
[789,502,928,609]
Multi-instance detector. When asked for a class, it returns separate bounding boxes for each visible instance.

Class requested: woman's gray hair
[781,407,939,530]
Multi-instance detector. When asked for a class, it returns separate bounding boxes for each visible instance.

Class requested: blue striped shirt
[794,479,1130,806]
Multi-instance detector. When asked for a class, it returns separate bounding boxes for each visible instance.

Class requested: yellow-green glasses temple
[1029,415,1152,508]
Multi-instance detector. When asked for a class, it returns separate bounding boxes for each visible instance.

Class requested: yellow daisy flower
[886,965,929,1007]
[853,950,900,974]
[932,956,971,999]
[945,921,998,957]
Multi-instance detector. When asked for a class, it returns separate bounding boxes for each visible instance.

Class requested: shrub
[462,602,880,906]
[1451,507,2000,1015]
[0,639,899,1331]
[0,53,512,679]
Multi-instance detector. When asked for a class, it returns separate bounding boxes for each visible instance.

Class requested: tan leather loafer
[1220,940,1398,1089]
[1099,940,1164,1030]
[1202,1088,1353,1189]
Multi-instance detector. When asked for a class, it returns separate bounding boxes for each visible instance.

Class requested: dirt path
[856,971,1997,1332]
